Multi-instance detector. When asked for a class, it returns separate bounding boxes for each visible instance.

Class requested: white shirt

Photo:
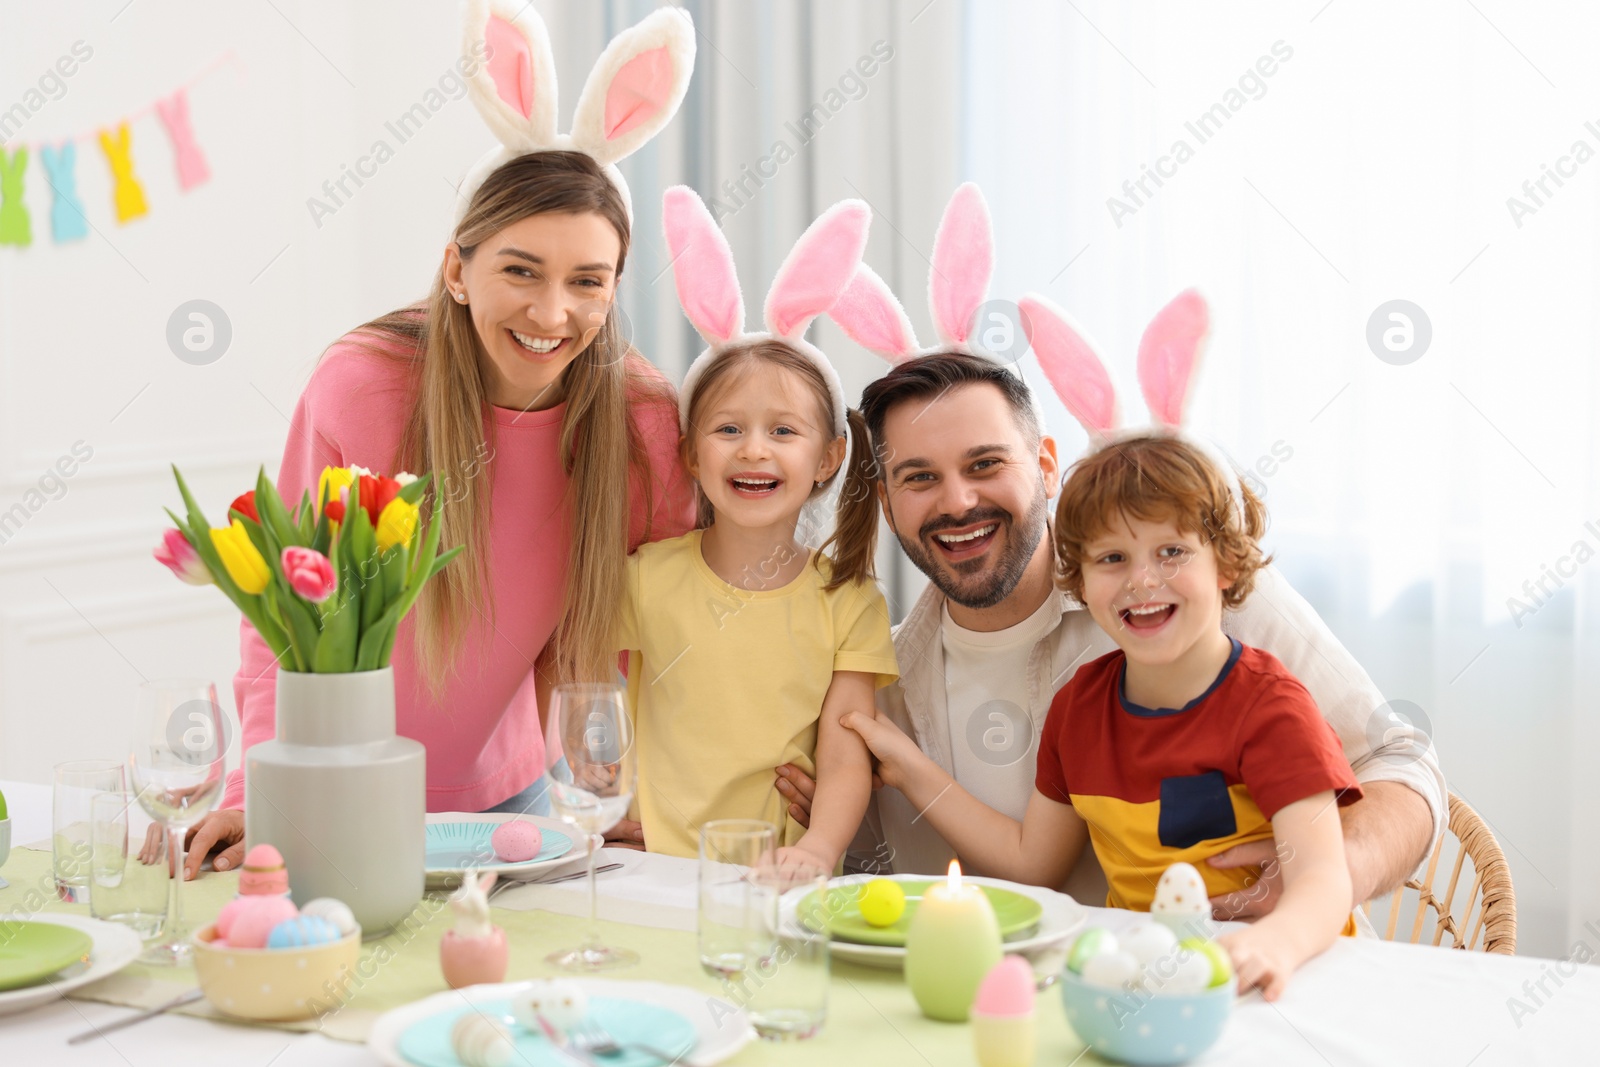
[940,593,1060,821]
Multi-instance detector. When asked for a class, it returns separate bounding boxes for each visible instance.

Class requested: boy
[843,435,1360,999]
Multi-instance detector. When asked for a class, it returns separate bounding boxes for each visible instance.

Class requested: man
[777,351,1443,920]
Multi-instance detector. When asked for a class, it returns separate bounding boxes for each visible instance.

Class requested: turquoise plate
[396,997,696,1067]
[424,821,573,874]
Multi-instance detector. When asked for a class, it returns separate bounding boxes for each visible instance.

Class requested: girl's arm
[840,712,1089,887]
[1216,790,1352,1001]
[789,670,877,870]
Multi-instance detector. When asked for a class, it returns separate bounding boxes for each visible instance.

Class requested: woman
[179,148,694,876]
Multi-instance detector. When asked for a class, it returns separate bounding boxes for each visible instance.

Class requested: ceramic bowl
[1059,969,1234,1066]
[192,922,360,1021]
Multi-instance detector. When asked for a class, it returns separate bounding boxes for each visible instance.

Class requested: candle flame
[947,858,962,891]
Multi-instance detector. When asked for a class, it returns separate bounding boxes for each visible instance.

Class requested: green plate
[0,922,94,991]
[801,879,1044,947]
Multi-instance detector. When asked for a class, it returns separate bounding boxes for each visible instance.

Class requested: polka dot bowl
[192,922,361,1021]
[1059,969,1234,1066]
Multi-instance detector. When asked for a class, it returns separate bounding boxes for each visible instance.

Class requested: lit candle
[904,860,1003,1022]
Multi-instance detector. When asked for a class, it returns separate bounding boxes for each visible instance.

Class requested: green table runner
[0,847,1099,1063]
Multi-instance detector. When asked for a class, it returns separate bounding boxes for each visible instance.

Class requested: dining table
[0,776,1594,1065]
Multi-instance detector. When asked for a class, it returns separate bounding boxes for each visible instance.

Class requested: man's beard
[895,490,1050,611]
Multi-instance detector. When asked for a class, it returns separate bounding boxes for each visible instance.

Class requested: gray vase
[245,667,425,937]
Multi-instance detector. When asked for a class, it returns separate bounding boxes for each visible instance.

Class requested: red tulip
[230,491,259,523]
[324,498,346,523]
[282,546,338,603]
[356,475,402,525]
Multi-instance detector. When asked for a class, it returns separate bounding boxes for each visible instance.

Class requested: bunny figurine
[440,870,509,989]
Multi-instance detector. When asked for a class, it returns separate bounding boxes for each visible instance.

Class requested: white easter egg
[451,1013,514,1067]
[1079,949,1141,991]
[510,980,590,1032]
[1120,921,1178,967]
[1164,949,1218,995]
[1151,862,1210,917]
[299,897,360,938]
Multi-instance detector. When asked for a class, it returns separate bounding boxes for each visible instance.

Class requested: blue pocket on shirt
[1158,770,1237,849]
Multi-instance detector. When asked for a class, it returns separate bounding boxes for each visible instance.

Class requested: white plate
[368,978,754,1067]
[0,913,142,1016]
[784,873,1088,971]
[424,813,595,886]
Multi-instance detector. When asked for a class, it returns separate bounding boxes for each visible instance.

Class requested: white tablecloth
[0,778,1594,1064]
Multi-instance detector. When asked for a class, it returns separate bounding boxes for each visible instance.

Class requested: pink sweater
[222,333,695,811]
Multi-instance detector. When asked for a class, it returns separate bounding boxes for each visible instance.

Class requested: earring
[454,291,467,303]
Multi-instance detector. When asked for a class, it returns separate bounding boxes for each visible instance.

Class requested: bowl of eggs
[1059,920,1235,1067]
[191,846,363,1021]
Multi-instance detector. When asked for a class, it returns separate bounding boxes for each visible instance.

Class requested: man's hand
[776,762,884,830]
[603,819,646,851]
[1207,839,1281,921]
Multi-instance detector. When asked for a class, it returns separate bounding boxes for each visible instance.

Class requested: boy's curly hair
[1054,435,1270,610]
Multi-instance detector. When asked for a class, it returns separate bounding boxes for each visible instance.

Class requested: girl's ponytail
[819,407,880,591]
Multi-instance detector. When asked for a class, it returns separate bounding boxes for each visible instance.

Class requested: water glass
[90,790,168,939]
[738,860,830,1041]
[53,759,126,902]
[698,820,778,978]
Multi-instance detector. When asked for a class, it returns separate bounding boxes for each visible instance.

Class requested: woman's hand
[169,808,246,880]
[603,819,647,851]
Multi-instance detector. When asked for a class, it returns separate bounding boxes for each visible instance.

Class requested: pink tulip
[282,546,338,603]
[154,529,211,586]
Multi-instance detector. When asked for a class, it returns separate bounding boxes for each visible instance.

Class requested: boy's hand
[1217,924,1296,1002]
[838,712,923,792]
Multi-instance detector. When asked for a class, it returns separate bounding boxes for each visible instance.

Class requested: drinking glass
[90,790,167,938]
[131,680,227,965]
[53,759,126,902]
[740,860,830,1041]
[543,683,638,971]
[698,820,778,978]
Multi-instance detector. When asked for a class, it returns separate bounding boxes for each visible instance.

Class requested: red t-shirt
[1036,638,1361,910]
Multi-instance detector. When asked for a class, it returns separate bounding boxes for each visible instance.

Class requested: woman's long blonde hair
[349,151,665,688]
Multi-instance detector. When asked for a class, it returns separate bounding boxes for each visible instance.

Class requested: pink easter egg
[490,821,542,863]
[226,896,299,949]
[973,956,1035,1018]
[215,896,255,941]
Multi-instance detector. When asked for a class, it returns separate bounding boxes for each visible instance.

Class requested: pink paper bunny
[457,0,696,222]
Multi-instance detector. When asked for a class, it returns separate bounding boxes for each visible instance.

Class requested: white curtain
[968,0,1600,958]
[543,0,964,609]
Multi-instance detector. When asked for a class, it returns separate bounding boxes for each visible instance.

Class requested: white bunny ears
[664,186,871,436]
[456,0,696,224]
[1019,289,1249,520]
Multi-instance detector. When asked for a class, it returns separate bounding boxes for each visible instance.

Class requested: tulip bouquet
[156,465,463,673]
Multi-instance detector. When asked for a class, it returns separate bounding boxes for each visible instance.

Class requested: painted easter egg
[490,821,542,863]
[857,879,907,928]
[451,1012,515,1067]
[266,914,342,950]
[300,897,360,938]
[1065,927,1118,975]
[227,896,299,949]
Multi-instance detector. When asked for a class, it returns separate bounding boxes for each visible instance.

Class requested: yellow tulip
[209,520,270,595]
[317,466,357,513]
[375,497,419,552]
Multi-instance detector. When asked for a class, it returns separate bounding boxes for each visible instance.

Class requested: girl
[613,187,898,867]
[177,6,698,877]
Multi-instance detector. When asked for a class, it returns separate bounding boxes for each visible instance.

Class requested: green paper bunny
[0,148,31,247]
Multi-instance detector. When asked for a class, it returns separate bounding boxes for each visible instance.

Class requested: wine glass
[544,682,638,971]
[131,679,228,965]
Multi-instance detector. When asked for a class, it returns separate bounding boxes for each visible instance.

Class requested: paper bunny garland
[1019,288,1249,521]
[457,0,696,224]
[663,185,871,436]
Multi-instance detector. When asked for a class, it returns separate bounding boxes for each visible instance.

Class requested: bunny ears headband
[457,0,696,224]
[1020,288,1249,521]
[664,186,870,437]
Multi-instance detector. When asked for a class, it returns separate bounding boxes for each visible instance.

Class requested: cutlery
[65,988,205,1045]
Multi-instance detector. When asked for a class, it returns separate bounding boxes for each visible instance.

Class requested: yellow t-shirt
[617,529,899,858]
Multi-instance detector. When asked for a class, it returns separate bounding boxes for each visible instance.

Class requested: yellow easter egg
[1178,937,1234,987]
[857,878,907,927]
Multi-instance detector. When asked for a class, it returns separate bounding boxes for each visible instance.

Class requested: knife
[65,988,206,1045]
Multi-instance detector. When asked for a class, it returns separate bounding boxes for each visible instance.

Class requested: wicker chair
[1363,793,1516,955]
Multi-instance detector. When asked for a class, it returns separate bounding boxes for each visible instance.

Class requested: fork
[568,1016,687,1063]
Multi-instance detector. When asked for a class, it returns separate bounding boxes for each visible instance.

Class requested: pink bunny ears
[827,182,993,363]
[1020,288,1247,519]
[665,185,871,436]
[456,0,696,224]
